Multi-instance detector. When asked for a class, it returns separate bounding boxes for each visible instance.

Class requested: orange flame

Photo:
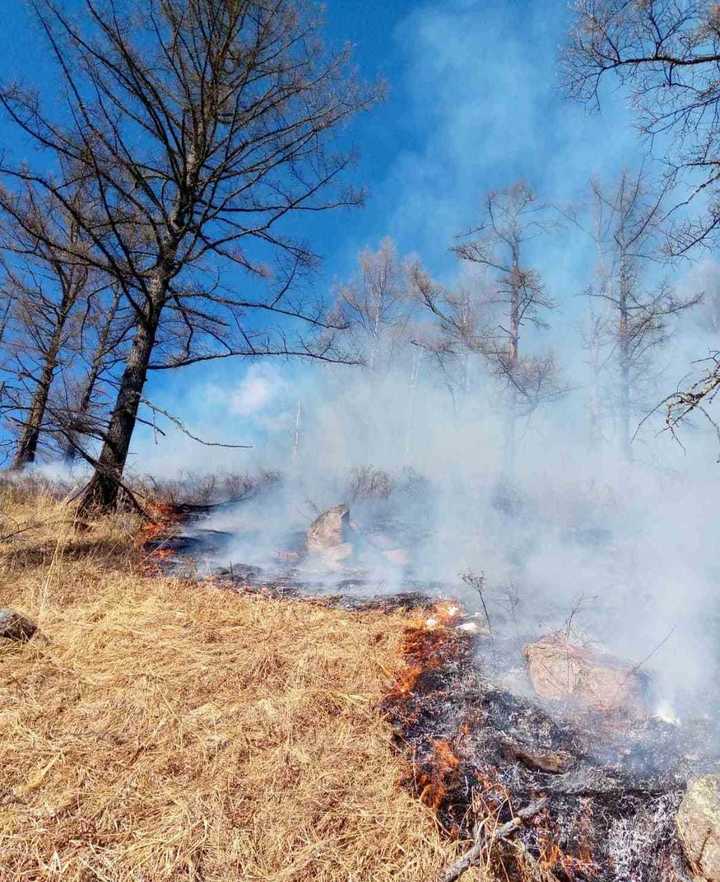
[418,738,462,810]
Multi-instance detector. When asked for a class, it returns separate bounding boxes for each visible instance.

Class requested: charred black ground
[381,617,718,882]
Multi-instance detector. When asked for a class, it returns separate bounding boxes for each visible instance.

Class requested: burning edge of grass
[382,602,483,828]
[381,603,567,882]
[0,490,464,882]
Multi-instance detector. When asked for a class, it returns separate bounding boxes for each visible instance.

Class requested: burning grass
[0,487,462,882]
[382,589,702,881]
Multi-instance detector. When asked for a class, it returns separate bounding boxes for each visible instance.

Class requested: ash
[383,624,718,882]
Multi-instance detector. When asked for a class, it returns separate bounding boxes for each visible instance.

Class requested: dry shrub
[134,470,280,508]
[0,473,77,509]
[346,466,394,502]
[0,494,463,881]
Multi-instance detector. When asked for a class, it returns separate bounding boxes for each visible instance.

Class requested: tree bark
[11,318,66,470]
[63,369,101,464]
[77,307,159,513]
[63,289,122,463]
[9,234,88,470]
[12,357,58,469]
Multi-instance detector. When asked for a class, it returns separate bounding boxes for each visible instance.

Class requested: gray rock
[0,608,38,642]
[306,504,352,552]
[677,775,720,881]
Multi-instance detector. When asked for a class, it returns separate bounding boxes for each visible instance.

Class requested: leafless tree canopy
[585,168,700,458]
[334,238,415,374]
[452,182,560,408]
[1,3,716,484]
[0,179,115,469]
[0,0,378,508]
[564,0,720,441]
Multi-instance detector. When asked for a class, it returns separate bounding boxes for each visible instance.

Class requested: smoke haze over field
[135,351,719,719]
[103,2,720,716]
[6,0,720,717]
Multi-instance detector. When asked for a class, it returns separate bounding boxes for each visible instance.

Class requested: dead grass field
[0,484,464,881]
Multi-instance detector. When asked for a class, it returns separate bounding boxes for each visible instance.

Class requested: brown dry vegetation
[0,483,465,882]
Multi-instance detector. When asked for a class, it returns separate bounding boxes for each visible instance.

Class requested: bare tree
[587,169,701,460]
[0,0,378,511]
[411,265,488,357]
[0,182,107,470]
[564,0,720,433]
[59,285,130,462]
[452,182,560,466]
[409,265,489,407]
[327,239,434,463]
[335,238,414,375]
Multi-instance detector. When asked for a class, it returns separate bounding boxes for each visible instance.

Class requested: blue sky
[152,0,647,472]
[325,0,638,264]
[0,0,664,472]
[0,0,637,280]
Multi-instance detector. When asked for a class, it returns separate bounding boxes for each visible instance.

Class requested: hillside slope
[0,485,460,882]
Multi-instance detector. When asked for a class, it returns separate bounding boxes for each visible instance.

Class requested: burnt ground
[382,619,719,882]
[146,503,719,882]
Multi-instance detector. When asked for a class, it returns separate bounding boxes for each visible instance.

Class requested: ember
[417,739,462,812]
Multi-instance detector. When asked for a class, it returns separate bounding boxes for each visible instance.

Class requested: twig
[461,570,493,636]
[0,520,39,542]
[140,398,252,449]
[437,797,548,882]
[607,626,677,712]
[512,838,561,881]
[627,626,677,677]
[563,593,598,640]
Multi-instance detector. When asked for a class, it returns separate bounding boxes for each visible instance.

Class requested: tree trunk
[619,353,632,463]
[618,270,633,464]
[10,263,85,470]
[77,310,159,513]
[63,372,99,464]
[63,289,122,463]
[503,387,518,477]
[504,279,521,477]
[11,328,64,471]
[12,360,57,469]
[403,346,421,461]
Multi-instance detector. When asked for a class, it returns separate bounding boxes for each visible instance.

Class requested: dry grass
[0,486,464,881]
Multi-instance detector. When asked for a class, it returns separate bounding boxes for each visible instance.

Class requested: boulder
[307,504,352,552]
[317,542,354,570]
[677,775,720,881]
[523,633,646,715]
[0,608,37,642]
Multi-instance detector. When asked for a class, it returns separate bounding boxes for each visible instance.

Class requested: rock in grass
[0,609,38,642]
[677,775,720,881]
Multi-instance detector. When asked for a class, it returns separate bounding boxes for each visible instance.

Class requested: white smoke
[116,0,720,719]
